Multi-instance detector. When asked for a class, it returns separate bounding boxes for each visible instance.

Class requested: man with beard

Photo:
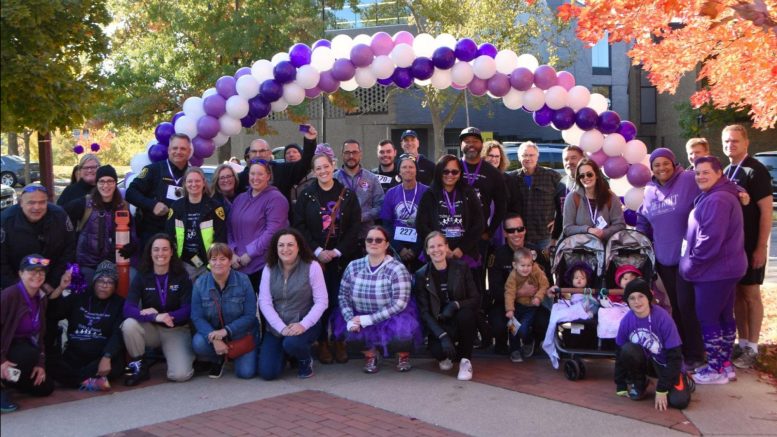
[335,139,385,238]
[372,140,401,192]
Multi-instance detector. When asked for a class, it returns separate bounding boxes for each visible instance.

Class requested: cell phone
[7,367,20,382]
[298,124,310,133]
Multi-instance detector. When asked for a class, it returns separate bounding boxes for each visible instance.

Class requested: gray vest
[268,261,314,336]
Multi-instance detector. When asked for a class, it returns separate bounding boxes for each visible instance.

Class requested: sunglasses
[578,171,596,180]
[365,237,386,244]
[22,185,48,194]
[26,257,50,266]
[399,153,416,162]
[250,158,269,165]
[442,169,461,176]
[504,226,526,234]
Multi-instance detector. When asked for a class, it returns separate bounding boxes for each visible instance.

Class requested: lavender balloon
[240,114,257,128]
[597,111,622,134]
[203,94,227,118]
[393,31,414,46]
[312,39,331,49]
[551,106,576,130]
[171,111,186,125]
[192,136,215,158]
[626,163,651,188]
[350,44,374,68]
[590,149,608,167]
[331,59,356,82]
[215,76,237,99]
[410,57,434,80]
[509,67,534,91]
[317,71,340,93]
[617,121,637,142]
[370,32,394,56]
[235,67,251,79]
[533,105,554,127]
[289,43,312,67]
[432,47,456,69]
[305,87,322,98]
[575,107,599,131]
[148,144,168,162]
[155,122,175,145]
[487,73,511,97]
[477,43,498,58]
[556,71,576,91]
[273,61,297,84]
[196,115,220,139]
[248,96,270,119]
[259,79,283,102]
[392,68,413,88]
[189,155,204,167]
[533,65,558,90]
[467,77,488,96]
[454,38,478,62]
[603,156,629,179]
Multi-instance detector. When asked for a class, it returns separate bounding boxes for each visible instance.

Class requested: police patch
[138,167,149,179]
[215,207,225,221]
[167,208,174,219]
[65,217,74,232]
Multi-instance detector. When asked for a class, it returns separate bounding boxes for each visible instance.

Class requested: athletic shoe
[685,360,706,373]
[510,350,523,363]
[733,348,757,369]
[627,379,650,401]
[615,385,628,397]
[124,359,150,386]
[692,366,728,385]
[363,354,380,374]
[80,377,111,392]
[438,358,453,371]
[457,358,473,381]
[396,354,412,372]
[208,357,225,379]
[521,338,536,359]
[731,343,743,361]
[723,362,737,381]
[297,358,314,379]
[0,390,18,414]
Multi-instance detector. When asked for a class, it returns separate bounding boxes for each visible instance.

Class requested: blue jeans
[259,322,322,381]
[509,305,537,351]
[192,333,257,379]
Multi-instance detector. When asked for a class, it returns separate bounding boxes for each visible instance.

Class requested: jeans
[259,322,322,381]
[509,305,538,351]
[192,333,257,379]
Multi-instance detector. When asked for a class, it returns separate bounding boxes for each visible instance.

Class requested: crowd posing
[0,124,770,414]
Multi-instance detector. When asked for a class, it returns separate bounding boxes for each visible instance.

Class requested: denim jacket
[191,270,258,340]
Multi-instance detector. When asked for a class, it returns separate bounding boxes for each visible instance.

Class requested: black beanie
[96,165,118,182]
[623,278,653,304]
[284,143,302,156]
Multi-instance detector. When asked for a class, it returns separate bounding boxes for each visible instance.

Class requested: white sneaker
[438,358,453,371]
[692,366,728,385]
[457,358,473,381]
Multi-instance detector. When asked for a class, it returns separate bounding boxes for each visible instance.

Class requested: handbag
[211,290,255,360]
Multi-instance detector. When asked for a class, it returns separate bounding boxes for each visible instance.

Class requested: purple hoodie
[636,166,699,266]
[679,177,747,283]
[227,185,289,275]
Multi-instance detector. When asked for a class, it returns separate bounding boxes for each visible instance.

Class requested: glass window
[591,32,611,75]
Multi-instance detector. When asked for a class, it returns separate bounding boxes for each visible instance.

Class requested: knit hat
[284,143,302,156]
[615,264,642,285]
[623,278,653,304]
[649,148,677,167]
[96,165,118,182]
[93,260,118,285]
[564,261,594,287]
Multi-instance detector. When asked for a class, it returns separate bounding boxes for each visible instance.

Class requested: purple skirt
[333,298,424,357]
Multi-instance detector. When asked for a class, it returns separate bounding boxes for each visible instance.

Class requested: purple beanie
[649,148,677,166]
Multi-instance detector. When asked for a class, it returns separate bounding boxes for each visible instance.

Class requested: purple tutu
[333,298,424,357]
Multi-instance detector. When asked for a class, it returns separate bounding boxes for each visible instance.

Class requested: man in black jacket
[400,130,435,186]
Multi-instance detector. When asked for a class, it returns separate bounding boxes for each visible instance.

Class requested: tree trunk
[38,131,54,201]
[218,138,232,163]
[22,131,32,188]
[7,132,19,155]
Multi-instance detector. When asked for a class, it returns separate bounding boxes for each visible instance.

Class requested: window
[640,70,657,124]
[591,32,611,75]
[325,1,411,30]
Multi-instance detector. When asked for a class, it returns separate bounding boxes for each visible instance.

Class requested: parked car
[504,144,566,173]
[753,151,777,201]
[1,155,40,187]
[0,183,16,211]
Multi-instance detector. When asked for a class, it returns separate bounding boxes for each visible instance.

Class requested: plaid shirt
[509,166,562,243]
[338,256,412,325]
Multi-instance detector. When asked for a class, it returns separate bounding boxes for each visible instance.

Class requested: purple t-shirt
[615,305,681,366]
[14,287,42,339]
[379,183,429,229]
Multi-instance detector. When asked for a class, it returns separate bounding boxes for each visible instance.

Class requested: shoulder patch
[215,206,225,221]
[0,227,5,244]
[138,167,149,179]
[167,208,174,219]
[65,216,74,232]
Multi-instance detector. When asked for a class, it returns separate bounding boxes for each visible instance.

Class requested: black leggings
[427,307,477,361]
[48,350,125,388]
[5,339,54,397]
[616,342,691,409]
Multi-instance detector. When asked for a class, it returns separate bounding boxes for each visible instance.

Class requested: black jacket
[56,179,94,207]
[238,137,316,200]
[125,159,188,235]
[414,259,480,338]
[487,244,553,305]
[415,155,436,186]
[417,184,484,260]
[48,291,125,361]
[0,203,76,289]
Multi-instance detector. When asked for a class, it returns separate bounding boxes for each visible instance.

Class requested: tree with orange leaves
[545,0,777,130]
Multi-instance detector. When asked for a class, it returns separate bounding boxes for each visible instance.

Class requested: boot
[334,341,349,363]
[317,340,334,364]
[124,358,150,386]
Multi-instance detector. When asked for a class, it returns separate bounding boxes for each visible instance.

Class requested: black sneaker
[209,357,225,379]
[521,338,536,359]
[124,359,150,386]
[1,390,18,414]
[298,358,314,379]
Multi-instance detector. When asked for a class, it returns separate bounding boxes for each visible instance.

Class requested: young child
[614,264,643,303]
[504,247,550,363]
[565,262,594,288]
[614,278,692,411]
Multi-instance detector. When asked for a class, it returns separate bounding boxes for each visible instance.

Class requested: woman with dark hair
[121,233,194,386]
[258,228,328,380]
[210,163,240,210]
[334,226,419,374]
[294,146,361,364]
[228,160,289,291]
[166,167,227,280]
[414,232,480,381]
[191,243,258,379]
[417,155,485,267]
[562,158,625,241]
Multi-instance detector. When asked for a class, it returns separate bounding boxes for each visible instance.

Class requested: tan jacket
[504,263,549,311]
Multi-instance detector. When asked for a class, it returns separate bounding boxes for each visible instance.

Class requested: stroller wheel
[564,359,581,381]
[575,358,586,380]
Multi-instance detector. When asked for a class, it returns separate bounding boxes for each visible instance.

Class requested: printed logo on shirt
[393,202,418,225]
[358,179,370,191]
[647,193,679,217]
[629,328,662,355]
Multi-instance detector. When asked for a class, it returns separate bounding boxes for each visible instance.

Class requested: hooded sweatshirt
[679,177,747,283]
[227,185,289,274]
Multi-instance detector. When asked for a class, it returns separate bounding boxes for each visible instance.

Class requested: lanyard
[462,159,483,186]
[17,282,40,327]
[443,190,457,217]
[166,160,183,186]
[401,184,418,217]
[155,274,169,309]
[725,155,747,184]
[586,197,598,223]
[342,169,362,192]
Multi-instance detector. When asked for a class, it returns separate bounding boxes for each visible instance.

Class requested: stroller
[604,230,656,289]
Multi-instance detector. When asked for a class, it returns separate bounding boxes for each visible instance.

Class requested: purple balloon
[73,145,84,155]
[393,31,414,46]
[627,163,652,188]
[603,156,629,179]
[551,106,576,130]
[331,59,356,82]
[240,114,257,128]
[487,73,511,97]
[305,87,322,98]
[477,43,498,58]
[509,67,534,91]
[248,96,270,119]
[317,71,340,93]
[557,71,576,91]
[192,136,215,158]
[189,155,204,167]
[370,32,394,56]
[624,209,637,226]
[171,111,185,125]
[196,115,220,139]
[235,67,251,79]
[312,39,331,49]
[215,76,237,99]
[575,107,599,131]
[273,61,297,84]
[617,121,637,142]
[203,94,227,118]
[597,111,622,134]
[289,43,312,67]
[454,38,478,62]
[148,144,168,162]
[410,57,434,80]
[259,79,283,102]
[155,122,175,145]
[377,77,394,86]
[392,68,413,89]
[350,44,374,68]
[118,187,126,199]
[590,149,609,167]
[467,77,488,96]
[533,105,554,127]
[90,142,100,152]
[533,65,558,90]
[432,47,456,70]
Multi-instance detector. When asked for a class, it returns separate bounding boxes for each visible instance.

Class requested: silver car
[1,155,40,187]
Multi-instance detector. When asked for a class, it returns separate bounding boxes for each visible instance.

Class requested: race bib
[394,226,417,243]
[376,174,393,184]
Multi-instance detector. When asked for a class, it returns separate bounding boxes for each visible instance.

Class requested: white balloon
[225,95,249,119]
[610,176,632,198]
[340,78,359,91]
[271,52,290,66]
[472,55,497,80]
[236,74,260,99]
[567,85,591,111]
[450,61,474,85]
[130,153,152,174]
[580,129,605,153]
[271,98,288,112]
[602,133,626,157]
[430,68,452,89]
[495,50,519,75]
[413,33,436,58]
[183,96,205,119]
[202,87,217,99]
[623,139,648,164]
[624,187,645,211]
[251,60,274,83]
[354,68,377,88]
[283,83,305,105]
[219,115,242,136]
[562,125,585,145]
[371,55,395,79]
[174,114,198,139]
[435,33,457,49]
[522,87,545,111]
[353,34,371,46]
[331,34,353,59]
[390,43,415,68]
[311,46,335,72]
[502,89,525,110]
[544,85,568,110]
[213,132,229,147]
[516,53,539,72]
[415,78,431,87]
[146,139,157,150]
[296,65,321,89]
[588,93,609,114]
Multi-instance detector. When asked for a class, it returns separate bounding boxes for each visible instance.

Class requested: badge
[215,207,225,221]
[595,216,607,229]
[167,208,174,219]
[138,167,148,179]
[190,255,204,268]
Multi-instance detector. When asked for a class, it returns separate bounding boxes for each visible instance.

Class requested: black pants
[319,262,345,342]
[427,307,477,361]
[48,349,125,388]
[615,343,691,409]
[656,263,704,363]
[4,339,54,397]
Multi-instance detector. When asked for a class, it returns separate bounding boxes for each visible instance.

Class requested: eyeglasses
[343,150,360,156]
[26,257,50,266]
[96,278,116,285]
[399,153,416,162]
[487,154,501,159]
[218,174,234,181]
[504,226,526,234]
[251,149,271,154]
[442,169,460,176]
[81,165,98,171]
[578,171,596,180]
[26,269,46,276]
[97,180,116,186]
[365,237,385,244]
[22,185,48,194]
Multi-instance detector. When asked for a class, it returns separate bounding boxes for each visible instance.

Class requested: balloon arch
[129,31,649,212]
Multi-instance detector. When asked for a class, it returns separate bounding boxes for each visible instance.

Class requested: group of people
[0,121,770,415]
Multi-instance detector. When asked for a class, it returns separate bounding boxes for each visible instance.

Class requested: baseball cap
[401,130,418,140]
[20,254,50,271]
[459,127,483,142]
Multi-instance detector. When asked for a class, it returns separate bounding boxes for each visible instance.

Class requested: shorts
[739,263,765,286]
